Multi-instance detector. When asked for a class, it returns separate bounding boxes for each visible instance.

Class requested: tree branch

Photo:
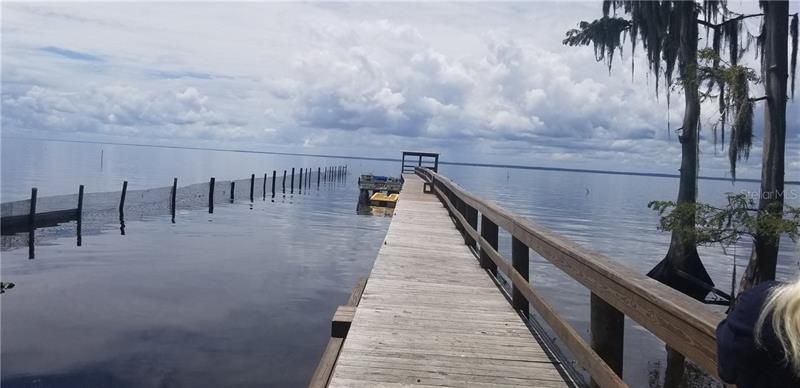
[698,13,764,30]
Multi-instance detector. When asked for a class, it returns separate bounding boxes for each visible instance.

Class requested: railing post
[590,293,624,387]
[465,206,478,249]
[512,237,530,317]
[480,215,498,276]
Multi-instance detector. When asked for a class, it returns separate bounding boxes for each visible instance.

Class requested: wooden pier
[312,157,725,388]
[329,174,572,387]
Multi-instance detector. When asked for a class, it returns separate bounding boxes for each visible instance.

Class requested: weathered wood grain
[329,174,571,388]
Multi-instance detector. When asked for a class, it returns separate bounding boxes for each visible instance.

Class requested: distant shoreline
[5,136,798,186]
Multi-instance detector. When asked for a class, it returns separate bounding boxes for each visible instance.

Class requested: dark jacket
[716,281,800,388]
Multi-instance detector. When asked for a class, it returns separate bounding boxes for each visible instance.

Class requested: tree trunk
[740,1,788,292]
[659,5,702,388]
[647,2,713,302]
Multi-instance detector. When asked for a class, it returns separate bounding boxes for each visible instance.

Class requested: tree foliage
[697,48,758,179]
[649,194,800,253]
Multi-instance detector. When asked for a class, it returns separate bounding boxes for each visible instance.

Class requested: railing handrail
[415,166,724,386]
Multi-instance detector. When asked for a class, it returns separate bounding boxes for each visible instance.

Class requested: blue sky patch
[39,46,102,62]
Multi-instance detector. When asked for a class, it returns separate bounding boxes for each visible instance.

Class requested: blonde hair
[755,277,800,376]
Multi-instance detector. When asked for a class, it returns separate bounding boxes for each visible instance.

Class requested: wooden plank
[309,337,345,388]
[329,174,571,388]
[1,208,79,236]
[332,306,356,338]
[309,277,369,388]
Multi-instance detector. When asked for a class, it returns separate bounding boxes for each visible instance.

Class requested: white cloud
[1,2,799,179]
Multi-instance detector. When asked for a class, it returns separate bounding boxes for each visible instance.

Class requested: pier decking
[327,174,571,387]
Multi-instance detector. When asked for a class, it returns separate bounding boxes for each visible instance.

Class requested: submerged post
[28,187,37,259]
[119,181,128,214]
[250,174,255,202]
[511,237,530,317]
[590,294,624,387]
[317,167,321,187]
[480,215,498,276]
[272,170,277,197]
[77,184,84,246]
[282,170,287,193]
[299,168,303,193]
[291,168,295,194]
[230,181,236,202]
[171,178,178,223]
[209,177,215,213]
[263,173,267,200]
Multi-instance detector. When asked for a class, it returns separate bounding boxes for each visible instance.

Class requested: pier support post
[230,181,235,202]
[511,237,530,317]
[291,168,295,194]
[590,293,624,387]
[480,216,498,276]
[282,170,287,193]
[263,173,267,200]
[318,167,321,187]
[209,177,215,213]
[299,168,303,193]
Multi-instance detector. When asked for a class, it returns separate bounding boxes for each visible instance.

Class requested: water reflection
[2,172,391,387]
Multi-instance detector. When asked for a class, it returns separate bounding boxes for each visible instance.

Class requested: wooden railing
[401,151,439,174]
[415,167,724,388]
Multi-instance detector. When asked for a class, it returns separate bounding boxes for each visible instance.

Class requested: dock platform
[327,174,572,387]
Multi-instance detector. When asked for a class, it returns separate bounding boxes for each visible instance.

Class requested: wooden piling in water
[272,170,277,197]
[291,168,295,194]
[209,177,215,213]
[317,167,321,187]
[171,178,177,223]
[250,174,255,202]
[263,173,267,200]
[299,168,303,192]
[77,185,84,246]
[119,181,128,214]
[28,187,37,259]
[230,181,236,202]
[282,170,287,193]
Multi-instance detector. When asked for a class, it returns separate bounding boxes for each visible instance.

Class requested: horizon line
[4,136,798,186]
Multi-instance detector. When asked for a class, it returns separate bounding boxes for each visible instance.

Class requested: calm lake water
[2,137,799,387]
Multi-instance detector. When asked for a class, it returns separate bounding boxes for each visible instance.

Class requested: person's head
[755,277,800,376]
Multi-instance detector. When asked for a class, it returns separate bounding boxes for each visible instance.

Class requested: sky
[1,1,799,180]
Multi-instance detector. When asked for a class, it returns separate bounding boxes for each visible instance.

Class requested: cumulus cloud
[2,84,244,138]
[1,2,798,178]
